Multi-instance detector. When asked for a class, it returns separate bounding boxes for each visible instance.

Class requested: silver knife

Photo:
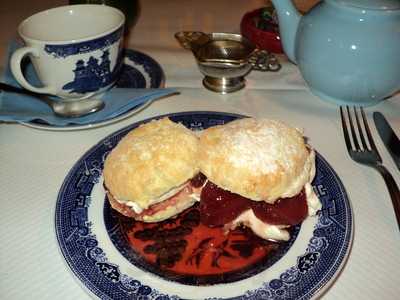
[373,112,400,171]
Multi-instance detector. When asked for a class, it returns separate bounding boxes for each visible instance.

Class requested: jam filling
[107,173,307,282]
[200,181,308,226]
[190,172,207,188]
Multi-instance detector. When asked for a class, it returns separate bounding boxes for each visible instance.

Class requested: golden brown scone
[199,118,315,203]
[103,117,199,211]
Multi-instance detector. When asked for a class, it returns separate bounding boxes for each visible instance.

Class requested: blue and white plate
[55,112,353,299]
[24,48,164,131]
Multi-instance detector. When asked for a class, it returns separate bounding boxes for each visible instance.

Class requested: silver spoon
[0,82,105,118]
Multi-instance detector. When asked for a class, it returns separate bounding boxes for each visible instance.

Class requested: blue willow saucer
[116,48,163,89]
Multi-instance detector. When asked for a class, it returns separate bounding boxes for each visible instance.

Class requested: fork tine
[360,107,381,157]
[353,106,368,150]
[346,106,360,150]
[340,106,353,152]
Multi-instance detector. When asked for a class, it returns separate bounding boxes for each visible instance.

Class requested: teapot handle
[249,49,281,72]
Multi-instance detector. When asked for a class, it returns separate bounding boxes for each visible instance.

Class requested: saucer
[22,48,164,131]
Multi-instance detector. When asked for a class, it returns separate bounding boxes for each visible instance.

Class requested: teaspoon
[0,82,105,118]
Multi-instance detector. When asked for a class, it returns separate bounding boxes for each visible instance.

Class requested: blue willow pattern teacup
[11,4,125,100]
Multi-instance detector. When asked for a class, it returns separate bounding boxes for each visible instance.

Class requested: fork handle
[375,165,400,231]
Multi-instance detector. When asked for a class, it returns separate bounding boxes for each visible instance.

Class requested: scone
[103,117,202,222]
[198,118,321,241]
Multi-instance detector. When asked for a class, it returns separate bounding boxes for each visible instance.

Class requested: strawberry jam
[200,181,251,226]
[200,181,308,226]
[252,190,308,225]
[190,173,207,188]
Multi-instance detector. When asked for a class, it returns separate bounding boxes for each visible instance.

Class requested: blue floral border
[45,26,123,58]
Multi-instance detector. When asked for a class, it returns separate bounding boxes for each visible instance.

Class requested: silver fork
[340,106,400,230]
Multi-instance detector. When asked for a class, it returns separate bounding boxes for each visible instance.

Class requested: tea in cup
[10,4,125,100]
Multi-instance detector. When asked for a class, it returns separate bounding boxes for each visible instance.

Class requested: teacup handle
[10,46,57,95]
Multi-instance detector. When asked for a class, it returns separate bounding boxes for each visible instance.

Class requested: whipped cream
[114,182,188,213]
[229,180,321,241]
[305,182,321,216]
[229,209,291,241]
[114,179,205,214]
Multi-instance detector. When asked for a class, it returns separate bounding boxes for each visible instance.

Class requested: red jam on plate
[121,206,283,277]
[111,175,305,285]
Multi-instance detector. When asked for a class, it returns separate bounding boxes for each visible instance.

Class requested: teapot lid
[328,0,400,10]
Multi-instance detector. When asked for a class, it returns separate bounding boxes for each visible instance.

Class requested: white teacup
[11,4,125,100]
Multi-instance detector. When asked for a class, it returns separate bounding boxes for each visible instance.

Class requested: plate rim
[298,155,354,300]
[55,111,354,299]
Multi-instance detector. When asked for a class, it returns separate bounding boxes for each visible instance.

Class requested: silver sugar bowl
[175,31,281,93]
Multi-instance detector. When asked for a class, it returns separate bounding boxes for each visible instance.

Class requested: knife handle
[376,165,400,231]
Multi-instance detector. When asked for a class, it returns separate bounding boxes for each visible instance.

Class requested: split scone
[103,117,202,222]
[198,118,321,241]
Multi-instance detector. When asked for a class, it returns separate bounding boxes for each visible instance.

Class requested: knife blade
[373,112,400,171]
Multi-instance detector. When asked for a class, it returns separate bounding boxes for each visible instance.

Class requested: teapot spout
[270,0,301,63]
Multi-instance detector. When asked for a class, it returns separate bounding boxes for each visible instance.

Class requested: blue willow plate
[55,112,353,299]
[24,48,164,131]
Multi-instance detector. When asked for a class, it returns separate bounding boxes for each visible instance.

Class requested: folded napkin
[0,41,177,126]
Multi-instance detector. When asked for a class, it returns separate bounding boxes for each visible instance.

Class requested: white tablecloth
[1,1,400,299]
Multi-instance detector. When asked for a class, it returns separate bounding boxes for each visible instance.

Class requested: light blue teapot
[270,0,400,106]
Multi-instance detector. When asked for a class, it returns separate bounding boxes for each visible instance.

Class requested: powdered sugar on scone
[199,118,316,203]
[225,120,303,173]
